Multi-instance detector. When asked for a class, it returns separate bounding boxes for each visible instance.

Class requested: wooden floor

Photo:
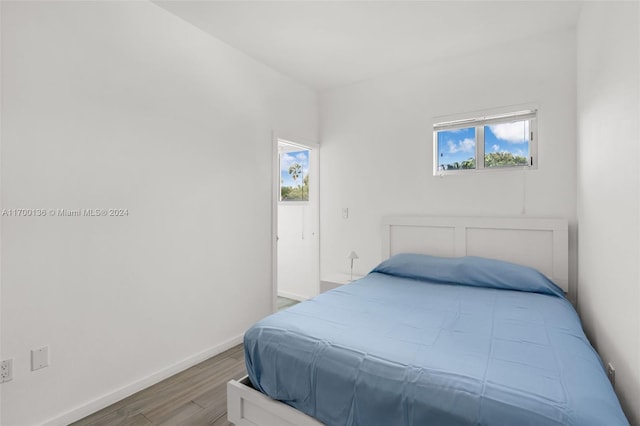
[73,300,299,426]
[71,344,246,426]
[277,296,299,311]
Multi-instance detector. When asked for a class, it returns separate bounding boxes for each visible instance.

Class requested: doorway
[274,138,319,311]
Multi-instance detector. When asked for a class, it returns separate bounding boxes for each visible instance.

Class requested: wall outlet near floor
[31,346,49,371]
[1,359,13,383]
[607,362,615,387]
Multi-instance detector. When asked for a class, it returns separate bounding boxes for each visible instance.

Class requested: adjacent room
[1,1,638,425]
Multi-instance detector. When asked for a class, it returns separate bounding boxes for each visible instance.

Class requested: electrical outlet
[607,362,615,387]
[1,359,13,383]
[342,208,349,219]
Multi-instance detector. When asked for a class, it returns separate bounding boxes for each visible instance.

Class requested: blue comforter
[244,255,628,425]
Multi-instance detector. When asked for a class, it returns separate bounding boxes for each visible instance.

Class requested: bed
[227,216,628,426]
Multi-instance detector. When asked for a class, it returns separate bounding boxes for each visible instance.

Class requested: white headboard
[381,216,569,292]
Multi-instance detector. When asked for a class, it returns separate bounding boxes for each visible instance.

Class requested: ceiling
[153,1,583,91]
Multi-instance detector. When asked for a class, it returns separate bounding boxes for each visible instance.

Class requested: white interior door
[275,139,319,303]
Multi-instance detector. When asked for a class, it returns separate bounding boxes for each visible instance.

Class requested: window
[433,109,537,175]
[279,148,310,202]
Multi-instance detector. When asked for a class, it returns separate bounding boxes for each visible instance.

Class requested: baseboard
[277,290,309,302]
[42,333,244,426]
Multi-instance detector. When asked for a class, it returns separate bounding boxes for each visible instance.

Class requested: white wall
[320,29,578,297]
[0,1,317,425]
[577,2,640,423]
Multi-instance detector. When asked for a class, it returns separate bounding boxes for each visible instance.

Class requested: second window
[434,110,537,174]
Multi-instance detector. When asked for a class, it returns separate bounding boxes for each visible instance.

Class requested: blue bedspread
[244,270,628,425]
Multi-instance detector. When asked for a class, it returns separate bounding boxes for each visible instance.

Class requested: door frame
[271,132,319,313]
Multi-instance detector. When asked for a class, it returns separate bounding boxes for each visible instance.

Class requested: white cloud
[492,144,500,152]
[280,153,295,173]
[488,121,529,143]
[280,151,309,174]
[448,138,475,154]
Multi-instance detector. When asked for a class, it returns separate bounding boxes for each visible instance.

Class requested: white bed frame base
[227,376,323,426]
[227,216,569,425]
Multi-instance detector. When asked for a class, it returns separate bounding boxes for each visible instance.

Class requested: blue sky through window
[280,150,309,186]
[437,127,476,169]
[484,120,529,160]
[437,120,530,170]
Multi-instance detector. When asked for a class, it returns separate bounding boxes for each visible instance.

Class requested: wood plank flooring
[73,300,299,425]
[277,296,299,311]
[71,344,246,426]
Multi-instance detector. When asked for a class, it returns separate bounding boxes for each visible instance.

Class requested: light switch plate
[31,346,49,371]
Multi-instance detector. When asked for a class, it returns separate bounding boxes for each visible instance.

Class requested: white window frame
[433,109,538,176]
